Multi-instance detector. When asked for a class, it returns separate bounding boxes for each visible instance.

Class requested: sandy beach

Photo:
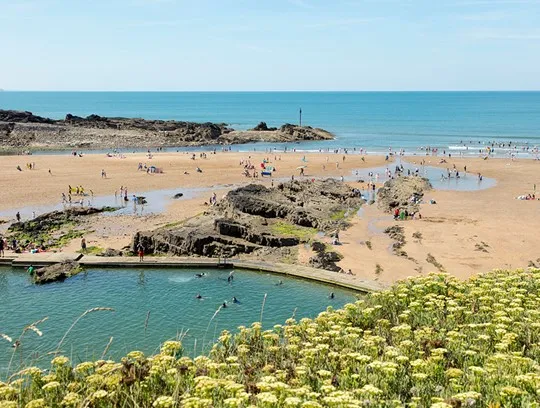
[1,151,538,284]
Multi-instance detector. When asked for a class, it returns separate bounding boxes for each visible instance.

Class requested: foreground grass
[3,269,540,407]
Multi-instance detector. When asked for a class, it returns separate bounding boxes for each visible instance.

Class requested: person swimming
[222,302,228,308]
[195,293,203,299]
[232,296,239,303]
[195,272,206,278]
[330,292,335,299]
[276,280,283,286]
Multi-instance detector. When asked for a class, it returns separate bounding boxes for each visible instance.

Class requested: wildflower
[19,367,42,377]
[61,392,82,407]
[161,341,182,356]
[91,390,109,400]
[445,368,464,378]
[153,396,175,408]
[256,392,278,404]
[51,356,70,366]
[42,381,61,391]
[126,350,145,360]
[452,391,481,403]
[500,386,523,397]
[24,400,46,408]
[74,361,94,375]
[284,397,302,407]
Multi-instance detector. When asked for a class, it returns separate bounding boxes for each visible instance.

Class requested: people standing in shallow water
[16,212,20,222]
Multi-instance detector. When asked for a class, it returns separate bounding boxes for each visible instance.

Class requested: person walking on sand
[137,242,145,262]
[81,238,87,253]
[101,169,106,178]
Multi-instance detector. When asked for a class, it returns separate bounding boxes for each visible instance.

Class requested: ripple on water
[0,267,358,373]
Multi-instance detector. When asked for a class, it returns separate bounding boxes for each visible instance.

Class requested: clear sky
[1,0,539,91]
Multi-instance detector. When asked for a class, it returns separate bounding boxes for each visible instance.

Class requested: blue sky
[1,0,539,91]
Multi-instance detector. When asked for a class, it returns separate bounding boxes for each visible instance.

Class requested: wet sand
[1,152,539,283]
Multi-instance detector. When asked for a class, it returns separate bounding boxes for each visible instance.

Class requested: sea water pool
[0,267,358,375]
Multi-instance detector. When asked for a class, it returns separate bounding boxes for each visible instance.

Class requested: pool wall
[0,254,385,293]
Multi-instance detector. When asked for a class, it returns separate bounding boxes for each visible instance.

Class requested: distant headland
[0,110,334,150]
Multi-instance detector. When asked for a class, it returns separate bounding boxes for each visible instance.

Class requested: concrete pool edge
[0,253,386,293]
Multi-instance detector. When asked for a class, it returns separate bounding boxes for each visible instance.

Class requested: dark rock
[33,260,81,284]
[132,179,362,260]
[251,122,277,131]
[377,176,432,214]
[9,207,113,235]
[0,109,334,149]
[97,248,123,257]
[0,110,55,124]
[309,242,343,272]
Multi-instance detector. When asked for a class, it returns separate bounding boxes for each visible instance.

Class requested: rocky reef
[33,260,82,284]
[377,176,432,214]
[133,179,362,270]
[8,207,116,250]
[226,124,333,144]
[0,110,334,149]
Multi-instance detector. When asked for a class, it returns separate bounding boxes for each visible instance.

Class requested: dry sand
[1,151,539,284]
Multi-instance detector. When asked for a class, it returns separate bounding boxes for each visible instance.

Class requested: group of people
[1,236,47,254]
[393,207,421,221]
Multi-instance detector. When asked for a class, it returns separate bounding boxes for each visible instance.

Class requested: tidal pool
[349,162,496,191]
[0,267,358,374]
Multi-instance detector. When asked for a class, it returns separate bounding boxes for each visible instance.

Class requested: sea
[1,91,539,156]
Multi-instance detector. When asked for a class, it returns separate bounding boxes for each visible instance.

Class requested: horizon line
[1,89,540,93]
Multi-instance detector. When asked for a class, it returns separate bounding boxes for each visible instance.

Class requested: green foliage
[54,230,86,248]
[6,269,540,407]
[77,246,104,255]
[271,222,317,241]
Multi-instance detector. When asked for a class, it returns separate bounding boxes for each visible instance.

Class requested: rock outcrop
[33,260,82,284]
[251,122,277,131]
[377,176,432,214]
[96,248,123,257]
[133,179,363,265]
[308,241,343,272]
[0,110,334,150]
[225,124,334,144]
[8,207,116,249]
